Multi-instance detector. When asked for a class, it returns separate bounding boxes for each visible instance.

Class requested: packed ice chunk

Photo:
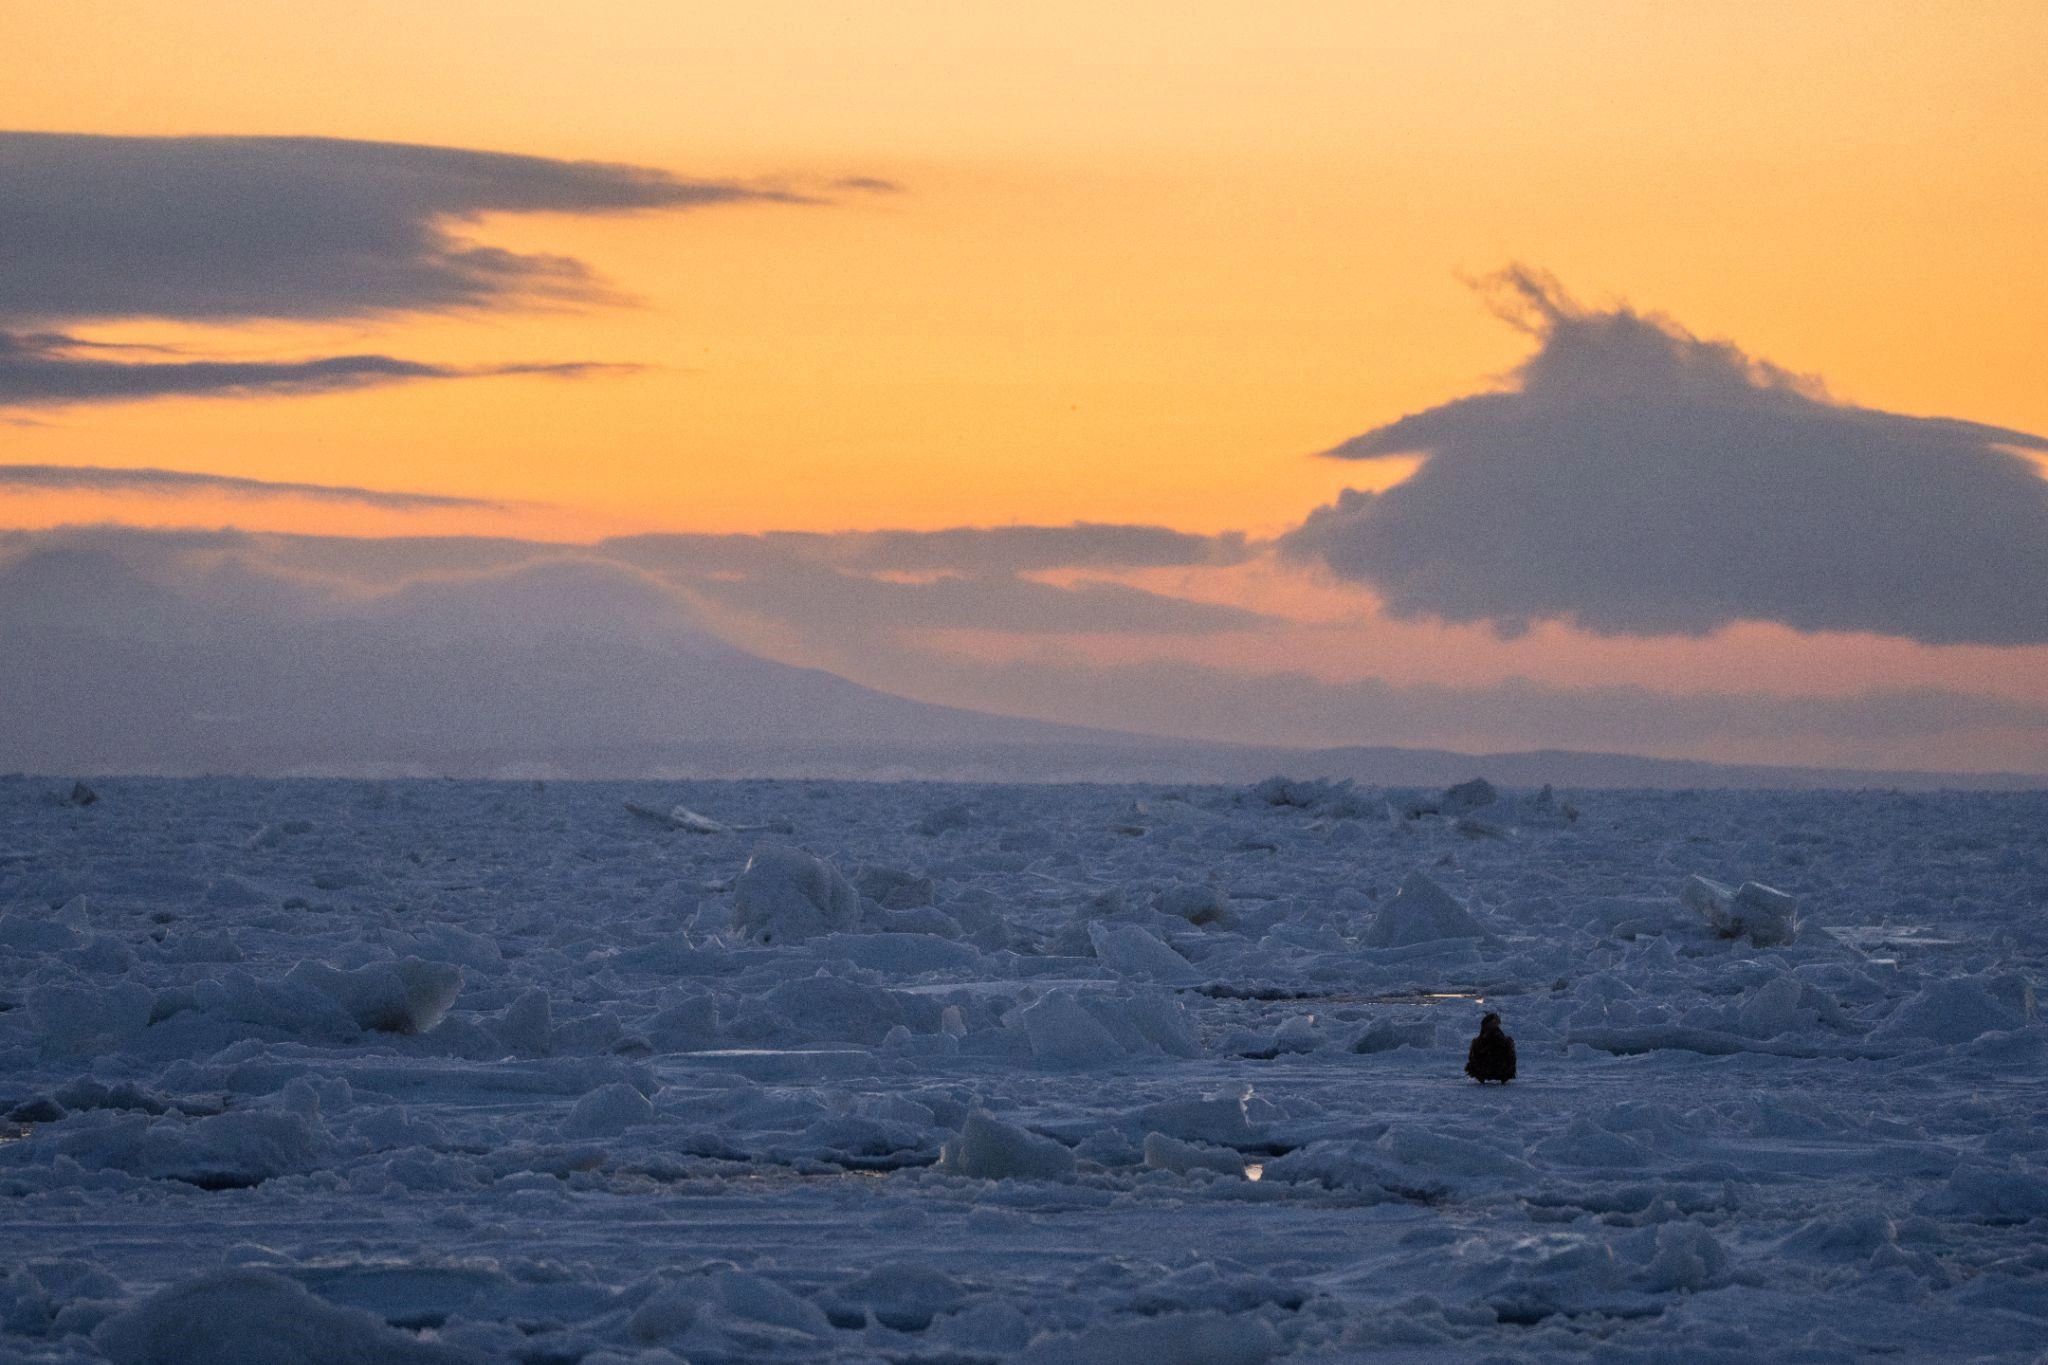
[1019,1311,1279,1364]
[1517,783,1579,827]
[1781,1210,1899,1260]
[1247,776,1373,817]
[175,970,360,1040]
[1142,1131,1245,1177]
[1154,883,1232,926]
[563,1082,655,1138]
[1085,990,1203,1058]
[1871,977,2030,1045]
[1363,871,1486,947]
[1135,1092,1262,1146]
[29,980,153,1057]
[707,1269,832,1338]
[1015,990,1125,1067]
[1087,921,1198,981]
[202,875,269,909]
[1272,1014,1322,1053]
[1681,875,1798,946]
[820,1262,968,1331]
[1636,1221,1732,1292]
[1377,1123,1534,1180]
[1919,1164,2048,1223]
[940,1110,1075,1180]
[813,932,980,974]
[1350,1016,1437,1053]
[0,907,86,952]
[761,975,909,1044]
[625,800,788,834]
[94,1268,470,1364]
[282,957,463,1034]
[732,844,862,944]
[1735,973,1817,1038]
[1441,777,1499,813]
[913,802,974,835]
[854,865,935,909]
[492,988,553,1055]
[645,992,720,1051]
[35,1109,324,1187]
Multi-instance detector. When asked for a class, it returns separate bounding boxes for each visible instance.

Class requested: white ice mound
[940,1110,1075,1180]
[732,844,862,944]
[563,1081,656,1138]
[1018,1311,1278,1365]
[1363,871,1486,947]
[283,957,463,1034]
[1681,875,1798,946]
[1088,921,1198,981]
[94,1268,471,1364]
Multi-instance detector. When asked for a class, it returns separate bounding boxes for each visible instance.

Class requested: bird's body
[1465,1012,1516,1084]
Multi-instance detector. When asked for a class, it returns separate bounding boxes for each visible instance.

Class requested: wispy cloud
[0,331,622,407]
[0,462,503,511]
[1283,268,2048,645]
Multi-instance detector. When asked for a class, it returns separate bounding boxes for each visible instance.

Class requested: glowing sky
[6,3,2048,771]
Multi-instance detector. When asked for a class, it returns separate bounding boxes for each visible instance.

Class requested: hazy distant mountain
[3,543,2039,790]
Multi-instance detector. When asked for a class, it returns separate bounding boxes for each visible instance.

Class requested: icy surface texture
[0,775,2043,1361]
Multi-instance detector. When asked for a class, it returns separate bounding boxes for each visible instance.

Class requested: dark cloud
[831,176,904,194]
[0,330,618,407]
[0,132,819,407]
[0,462,501,510]
[1283,268,2048,645]
[0,132,802,324]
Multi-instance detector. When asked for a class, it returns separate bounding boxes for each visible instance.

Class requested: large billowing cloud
[0,132,809,407]
[1283,269,2048,645]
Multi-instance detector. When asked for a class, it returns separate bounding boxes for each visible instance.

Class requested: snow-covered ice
[1,775,2044,1361]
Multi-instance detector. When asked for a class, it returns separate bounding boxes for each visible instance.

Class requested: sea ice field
[1,775,2044,1362]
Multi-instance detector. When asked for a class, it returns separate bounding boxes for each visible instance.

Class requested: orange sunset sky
[6,3,2048,773]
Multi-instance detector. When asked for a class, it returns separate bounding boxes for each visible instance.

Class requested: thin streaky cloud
[0,464,507,511]
[0,330,629,407]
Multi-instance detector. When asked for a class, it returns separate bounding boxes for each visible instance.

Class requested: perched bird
[1465,1011,1516,1084]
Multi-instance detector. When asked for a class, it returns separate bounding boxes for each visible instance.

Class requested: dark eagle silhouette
[1465,1011,1516,1084]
